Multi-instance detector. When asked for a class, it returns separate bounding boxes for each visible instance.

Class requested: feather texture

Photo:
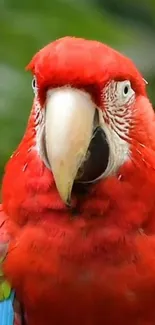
[2,37,155,325]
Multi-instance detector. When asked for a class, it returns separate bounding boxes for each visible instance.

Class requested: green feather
[0,281,11,300]
[0,243,11,301]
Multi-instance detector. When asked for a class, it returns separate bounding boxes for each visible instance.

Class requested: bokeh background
[0,0,155,180]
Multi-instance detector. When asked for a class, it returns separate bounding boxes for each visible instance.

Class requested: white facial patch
[31,76,48,167]
[102,80,135,140]
[98,110,129,178]
[98,80,135,178]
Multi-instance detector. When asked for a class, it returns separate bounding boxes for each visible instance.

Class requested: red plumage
[1,37,155,325]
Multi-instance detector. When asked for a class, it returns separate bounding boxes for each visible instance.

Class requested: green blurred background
[0,0,155,179]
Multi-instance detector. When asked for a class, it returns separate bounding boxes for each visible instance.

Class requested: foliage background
[0,0,155,179]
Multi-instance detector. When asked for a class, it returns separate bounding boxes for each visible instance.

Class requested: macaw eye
[121,81,133,98]
[123,84,130,96]
[32,76,37,94]
[116,80,135,103]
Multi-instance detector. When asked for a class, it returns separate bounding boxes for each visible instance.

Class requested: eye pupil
[32,78,36,89]
[124,85,129,95]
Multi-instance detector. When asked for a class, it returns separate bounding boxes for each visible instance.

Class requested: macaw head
[2,37,155,221]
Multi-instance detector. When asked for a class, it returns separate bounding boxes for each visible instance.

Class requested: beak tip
[65,196,71,207]
[58,187,72,207]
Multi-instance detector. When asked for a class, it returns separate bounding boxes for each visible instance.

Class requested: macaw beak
[45,87,96,205]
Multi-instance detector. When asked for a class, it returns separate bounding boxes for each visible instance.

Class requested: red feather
[27,37,146,105]
[2,37,155,325]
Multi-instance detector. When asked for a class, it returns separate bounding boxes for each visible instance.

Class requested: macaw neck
[1,106,70,225]
[2,104,155,231]
[2,135,155,233]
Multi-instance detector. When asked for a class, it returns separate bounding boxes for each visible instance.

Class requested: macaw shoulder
[0,204,10,242]
[0,204,12,302]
